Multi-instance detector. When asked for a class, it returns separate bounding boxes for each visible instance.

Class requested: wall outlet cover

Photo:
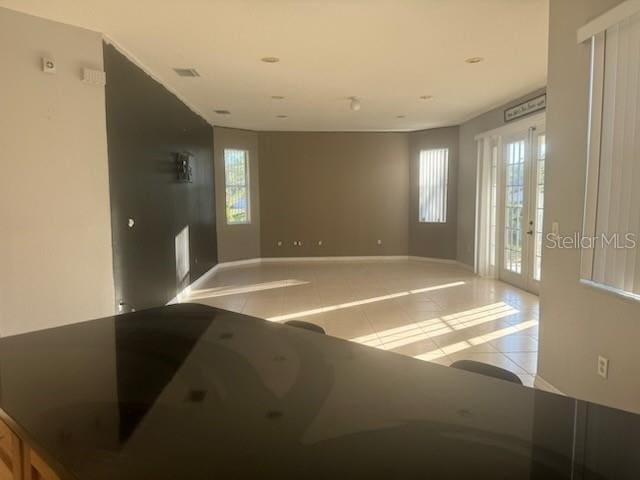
[597,355,609,379]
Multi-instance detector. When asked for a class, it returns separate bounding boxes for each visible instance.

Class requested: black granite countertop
[0,304,638,479]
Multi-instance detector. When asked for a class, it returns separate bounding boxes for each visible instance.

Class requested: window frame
[223,148,251,226]
[418,147,449,224]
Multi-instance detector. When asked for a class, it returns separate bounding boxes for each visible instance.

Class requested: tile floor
[185,259,539,387]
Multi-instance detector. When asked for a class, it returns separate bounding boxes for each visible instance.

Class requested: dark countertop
[0,304,638,479]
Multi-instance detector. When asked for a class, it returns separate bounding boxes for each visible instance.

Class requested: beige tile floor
[185,259,540,387]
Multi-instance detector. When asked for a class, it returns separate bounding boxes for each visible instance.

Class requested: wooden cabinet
[0,419,58,480]
[22,447,59,480]
[0,418,22,480]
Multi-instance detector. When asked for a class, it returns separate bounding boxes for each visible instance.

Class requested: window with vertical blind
[224,149,250,225]
[581,4,640,297]
[419,148,449,223]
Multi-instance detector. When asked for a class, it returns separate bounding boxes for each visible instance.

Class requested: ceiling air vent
[173,68,200,77]
[214,110,231,115]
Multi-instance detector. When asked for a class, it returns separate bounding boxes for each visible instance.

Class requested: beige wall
[213,127,261,262]
[0,8,115,335]
[539,0,640,413]
[457,87,546,267]
[258,132,409,257]
[408,127,459,259]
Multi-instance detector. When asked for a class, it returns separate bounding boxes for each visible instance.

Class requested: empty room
[1,0,639,478]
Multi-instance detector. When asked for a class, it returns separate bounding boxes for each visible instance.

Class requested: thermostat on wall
[42,57,56,74]
[82,68,106,86]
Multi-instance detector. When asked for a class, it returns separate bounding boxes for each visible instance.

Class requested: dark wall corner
[104,43,217,310]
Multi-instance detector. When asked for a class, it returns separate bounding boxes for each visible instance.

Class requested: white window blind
[224,149,250,225]
[582,8,640,296]
[419,148,449,223]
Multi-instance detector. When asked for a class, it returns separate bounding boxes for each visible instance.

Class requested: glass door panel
[504,139,526,276]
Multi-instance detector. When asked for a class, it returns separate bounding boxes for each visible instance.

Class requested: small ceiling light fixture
[349,96,361,111]
[214,109,231,115]
[276,114,288,119]
[420,95,433,100]
[271,95,285,100]
[465,57,484,64]
[261,56,280,63]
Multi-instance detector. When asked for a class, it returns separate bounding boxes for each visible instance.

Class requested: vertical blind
[584,9,640,295]
[224,149,250,225]
[419,148,449,223]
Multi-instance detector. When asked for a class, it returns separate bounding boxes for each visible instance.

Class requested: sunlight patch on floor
[188,279,309,300]
[351,302,520,351]
[413,320,538,362]
[266,281,466,322]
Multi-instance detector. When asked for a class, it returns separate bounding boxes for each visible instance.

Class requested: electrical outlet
[277,241,282,247]
[377,239,383,246]
[299,241,304,246]
[317,240,323,246]
[293,241,298,246]
[597,355,609,379]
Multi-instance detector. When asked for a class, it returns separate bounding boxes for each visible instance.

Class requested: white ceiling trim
[578,0,640,43]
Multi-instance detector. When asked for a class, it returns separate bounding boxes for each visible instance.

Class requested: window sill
[579,278,640,304]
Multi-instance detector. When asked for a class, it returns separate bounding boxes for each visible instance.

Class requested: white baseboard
[168,254,475,304]
[455,261,476,272]
[261,255,409,263]
[534,375,565,395]
[408,255,475,272]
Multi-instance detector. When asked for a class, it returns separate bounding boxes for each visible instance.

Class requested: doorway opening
[476,113,546,294]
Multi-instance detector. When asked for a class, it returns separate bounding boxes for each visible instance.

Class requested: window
[418,148,449,223]
[503,140,525,274]
[581,4,640,297]
[224,149,250,225]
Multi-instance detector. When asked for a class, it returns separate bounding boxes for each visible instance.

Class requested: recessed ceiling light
[465,57,484,64]
[261,57,280,63]
[271,95,285,100]
[173,68,200,77]
[276,114,288,119]
[420,95,433,100]
[214,109,231,115]
[397,115,406,119]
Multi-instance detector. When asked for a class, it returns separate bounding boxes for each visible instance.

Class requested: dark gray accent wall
[104,43,217,311]
[258,132,409,257]
[408,127,459,259]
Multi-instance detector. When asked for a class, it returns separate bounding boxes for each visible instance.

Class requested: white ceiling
[0,0,549,131]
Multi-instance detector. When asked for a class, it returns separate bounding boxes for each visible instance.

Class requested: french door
[498,127,546,293]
